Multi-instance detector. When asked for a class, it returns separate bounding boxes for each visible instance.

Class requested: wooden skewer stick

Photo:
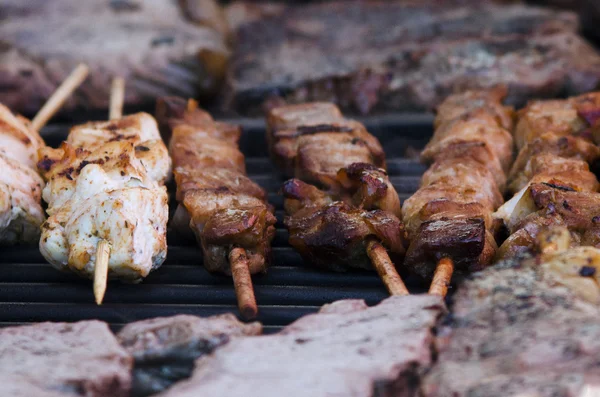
[109,77,125,120]
[366,239,409,296]
[94,240,111,305]
[229,247,258,319]
[429,257,454,297]
[31,63,89,131]
[93,77,125,304]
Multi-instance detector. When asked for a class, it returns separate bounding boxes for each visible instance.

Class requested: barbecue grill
[0,113,433,333]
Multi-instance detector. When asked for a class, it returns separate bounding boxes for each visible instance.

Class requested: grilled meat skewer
[494,92,600,259]
[157,96,275,319]
[402,87,515,294]
[267,102,409,295]
[0,65,88,245]
[37,106,170,291]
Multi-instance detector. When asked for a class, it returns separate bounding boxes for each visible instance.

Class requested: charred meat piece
[159,295,445,397]
[0,321,132,397]
[157,97,275,276]
[118,314,262,397]
[421,254,600,397]
[225,2,594,115]
[0,0,229,115]
[266,102,385,184]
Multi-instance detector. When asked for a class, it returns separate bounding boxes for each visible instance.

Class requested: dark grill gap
[0,114,433,332]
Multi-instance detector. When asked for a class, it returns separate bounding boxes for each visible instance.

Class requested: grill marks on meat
[158,295,446,397]
[402,89,514,279]
[157,97,275,275]
[495,92,600,259]
[0,103,45,245]
[421,255,600,397]
[0,321,132,397]
[266,102,385,186]
[225,1,599,115]
[0,0,229,115]
[117,314,262,397]
[37,113,169,282]
[268,103,408,272]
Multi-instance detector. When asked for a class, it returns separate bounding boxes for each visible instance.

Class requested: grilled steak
[225,1,600,115]
[0,0,228,116]
[421,258,600,397]
[118,314,261,396]
[0,321,132,397]
[158,295,445,397]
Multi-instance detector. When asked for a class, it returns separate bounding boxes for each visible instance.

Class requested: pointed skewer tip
[429,257,454,298]
[229,247,258,319]
[366,239,410,296]
[93,239,111,305]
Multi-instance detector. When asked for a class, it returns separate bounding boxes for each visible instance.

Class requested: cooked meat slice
[0,321,132,397]
[226,2,589,115]
[170,135,245,174]
[266,102,385,180]
[434,88,515,131]
[174,167,266,202]
[281,178,334,216]
[335,162,402,218]
[67,113,172,184]
[508,134,600,193]
[283,197,407,272]
[421,118,513,172]
[514,98,592,150]
[421,256,600,397]
[159,295,445,397]
[0,0,229,115]
[0,154,45,245]
[118,314,262,397]
[0,103,44,167]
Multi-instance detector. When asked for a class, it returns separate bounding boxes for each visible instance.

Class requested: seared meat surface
[226,1,599,115]
[157,97,275,275]
[159,295,445,397]
[0,321,132,397]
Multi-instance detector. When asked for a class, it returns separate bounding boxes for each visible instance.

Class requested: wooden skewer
[366,239,409,296]
[109,77,125,120]
[229,247,258,319]
[93,240,111,305]
[93,77,125,304]
[429,257,454,297]
[31,63,89,131]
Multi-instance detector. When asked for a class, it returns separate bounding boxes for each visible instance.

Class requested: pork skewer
[156,97,275,319]
[402,88,515,296]
[38,79,170,304]
[266,103,409,295]
[494,92,600,259]
[0,63,89,245]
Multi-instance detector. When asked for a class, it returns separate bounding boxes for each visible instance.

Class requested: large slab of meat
[225,1,600,115]
[158,295,445,397]
[421,260,600,397]
[117,314,262,396]
[0,0,228,115]
[0,321,132,397]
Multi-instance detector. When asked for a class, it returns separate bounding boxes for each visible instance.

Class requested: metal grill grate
[0,114,434,333]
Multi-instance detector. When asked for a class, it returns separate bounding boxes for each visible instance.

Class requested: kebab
[156,96,275,319]
[494,92,600,259]
[402,88,515,296]
[0,64,89,245]
[37,79,170,304]
[266,103,410,295]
